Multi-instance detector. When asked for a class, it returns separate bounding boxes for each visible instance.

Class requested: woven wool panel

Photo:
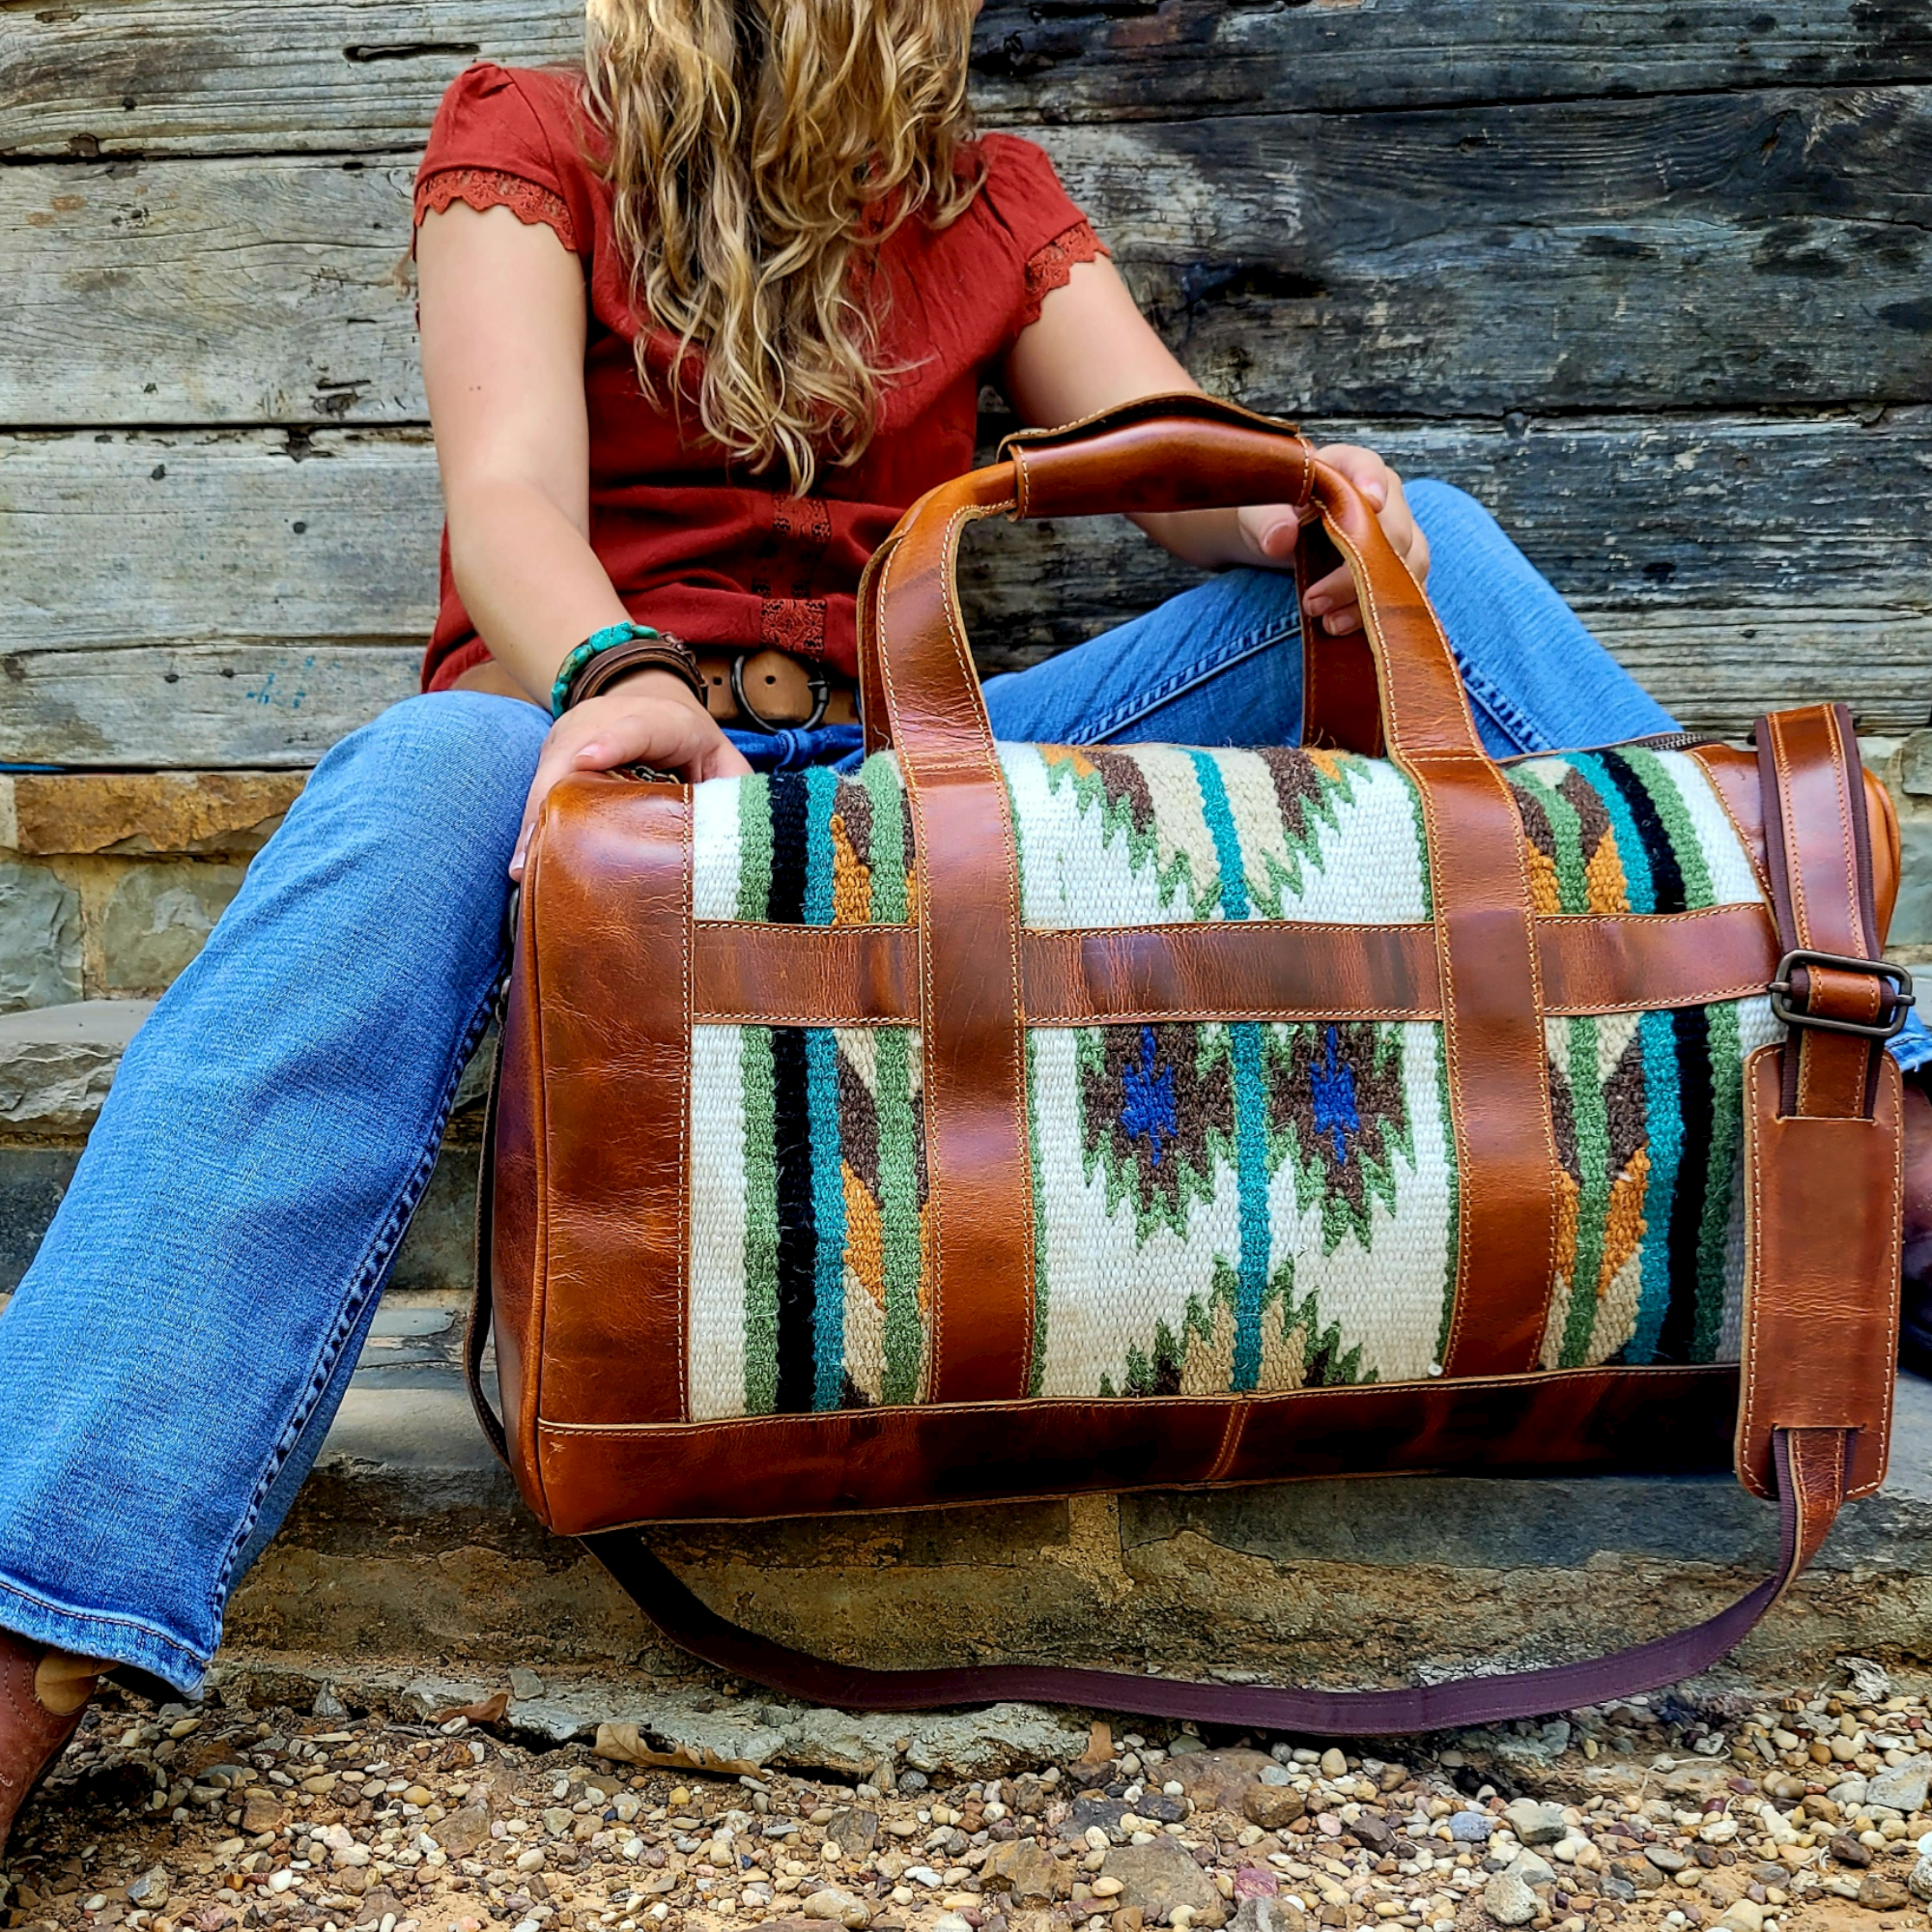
[682,739,1778,1418]
[1507,746,1778,1373]
[1027,1017,1457,1397]
[690,1023,930,1421]
[691,741,1756,930]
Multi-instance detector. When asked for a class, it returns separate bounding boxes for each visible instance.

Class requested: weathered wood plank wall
[2,0,1928,765]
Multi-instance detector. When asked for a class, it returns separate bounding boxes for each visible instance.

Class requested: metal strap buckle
[1768,948,1915,1040]
[730,651,830,733]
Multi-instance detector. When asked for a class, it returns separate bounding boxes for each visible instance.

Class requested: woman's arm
[415,201,748,875]
[1003,255,1428,638]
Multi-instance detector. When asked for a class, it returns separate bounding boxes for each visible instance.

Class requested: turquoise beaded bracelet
[550,621,664,720]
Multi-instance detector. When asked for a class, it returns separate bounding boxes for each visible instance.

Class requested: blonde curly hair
[583,0,982,494]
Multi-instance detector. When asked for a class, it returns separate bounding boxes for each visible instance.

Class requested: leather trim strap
[535,1362,1737,1522]
[1310,507,1557,1380]
[867,472,1037,1404]
[1738,703,1902,1502]
[574,1425,1844,1734]
[684,903,1781,1028]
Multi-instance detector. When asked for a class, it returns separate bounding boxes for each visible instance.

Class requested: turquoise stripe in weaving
[1188,752,1271,1388]
[803,764,838,926]
[1570,753,1656,914]
[805,1027,847,1409]
[1573,750,1679,1367]
[1230,1020,1272,1390]
[1626,1008,1684,1363]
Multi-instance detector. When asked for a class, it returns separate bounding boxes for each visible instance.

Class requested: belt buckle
[1768,948,1915,1040]
[730,651,830,734]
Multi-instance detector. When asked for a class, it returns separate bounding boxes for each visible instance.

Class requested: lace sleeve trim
[1017,218,1110,331]
[413,167,582,254]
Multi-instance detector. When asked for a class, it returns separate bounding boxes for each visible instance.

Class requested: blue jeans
[0,482,1920,1691]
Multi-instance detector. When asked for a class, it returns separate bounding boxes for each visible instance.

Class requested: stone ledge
[0,998,490,1290]
[224,1293,1932,1696]
[0,996,156,1134]
[0,768,303,858]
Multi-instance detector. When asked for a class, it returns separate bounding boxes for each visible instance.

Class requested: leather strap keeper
[1737,1047,1901,1501]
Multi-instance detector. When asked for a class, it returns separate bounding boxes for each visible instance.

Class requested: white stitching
[540,1362,1737,1435]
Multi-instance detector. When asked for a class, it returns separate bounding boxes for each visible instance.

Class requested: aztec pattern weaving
[1504,747,1777,1368]
[690,1025,931,1420]
[692,744,1432,927]
[685,742,1776,1416]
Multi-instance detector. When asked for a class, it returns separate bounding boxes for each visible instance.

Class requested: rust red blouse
[412,63,1108,692]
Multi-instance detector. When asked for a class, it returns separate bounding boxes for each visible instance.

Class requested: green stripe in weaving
[862,755,907,923]
[1694,997,1744,1359]
[1512,767,1591,914]
[874,1026,924,1406]
[1025,1027,1049,1398]
[1558,1016,1612,1368]
[1623,748,1714,908]
[735,775,774,923]
[1430,1022,1459,1372]
[738,1026,781,1414]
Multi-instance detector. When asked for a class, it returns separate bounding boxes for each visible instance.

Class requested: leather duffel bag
[470,392,1914,1732]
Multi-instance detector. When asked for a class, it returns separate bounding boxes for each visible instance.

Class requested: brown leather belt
[694,647,858,732]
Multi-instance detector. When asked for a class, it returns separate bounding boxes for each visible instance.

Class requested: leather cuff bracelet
[551,623,706,719]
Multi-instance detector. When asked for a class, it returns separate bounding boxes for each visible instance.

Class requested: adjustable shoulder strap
[1737,704,1908,1502]
[576,1428,1839,1733]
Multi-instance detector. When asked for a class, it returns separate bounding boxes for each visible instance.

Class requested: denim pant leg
[0,693,547,1690]
[981,566,1306,748]
[1405,479,1678,756]
[980,482,1678,756]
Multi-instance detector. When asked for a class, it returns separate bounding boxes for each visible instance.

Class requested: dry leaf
[592,1721,767,1777]
[431,1690,511,1727]
[1077,1719,1114,1768]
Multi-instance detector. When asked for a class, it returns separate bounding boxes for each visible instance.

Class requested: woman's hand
[1234,443,1432,637]
[509,670,753,880]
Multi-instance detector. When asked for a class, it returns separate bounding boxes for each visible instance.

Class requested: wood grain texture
[9,87,1928,426]
[0,158,420,427]
[0,646,423,767]
[968,0,1932,123]
[3,415,1924,762]
[1062,87,1932,415]
[0,0,582,159]
[5,0,1930,156]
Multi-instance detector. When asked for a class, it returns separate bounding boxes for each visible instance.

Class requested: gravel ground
[8,1670,1932,1932]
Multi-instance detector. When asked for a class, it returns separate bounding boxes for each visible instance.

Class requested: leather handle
[860,391,1486,766]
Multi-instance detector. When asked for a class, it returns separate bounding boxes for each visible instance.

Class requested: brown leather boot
[0,1631,101,1864]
